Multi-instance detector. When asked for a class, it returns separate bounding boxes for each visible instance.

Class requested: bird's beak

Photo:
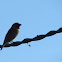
[19,24,21,26]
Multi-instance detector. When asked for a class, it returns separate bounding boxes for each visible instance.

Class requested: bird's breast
[12,28,20,39]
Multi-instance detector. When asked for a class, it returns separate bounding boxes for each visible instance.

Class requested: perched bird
[1,23,21,50]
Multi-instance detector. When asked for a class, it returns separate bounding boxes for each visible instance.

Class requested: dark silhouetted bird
[1,23,21,50]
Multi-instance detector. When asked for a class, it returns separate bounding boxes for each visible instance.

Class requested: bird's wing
[3,28,19,45]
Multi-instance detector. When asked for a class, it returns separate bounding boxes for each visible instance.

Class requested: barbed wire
[0,27,62,49]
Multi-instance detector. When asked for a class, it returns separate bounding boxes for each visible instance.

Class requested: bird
[1,23,21,50]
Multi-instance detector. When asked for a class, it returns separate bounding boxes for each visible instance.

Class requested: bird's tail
[1,44,6,50]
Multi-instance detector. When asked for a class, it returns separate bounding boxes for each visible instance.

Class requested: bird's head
[12,23,21,29]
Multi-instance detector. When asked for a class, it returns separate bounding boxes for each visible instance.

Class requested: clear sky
[0,0,62,62]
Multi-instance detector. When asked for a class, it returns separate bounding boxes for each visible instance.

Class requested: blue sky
[0,0,62,62]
